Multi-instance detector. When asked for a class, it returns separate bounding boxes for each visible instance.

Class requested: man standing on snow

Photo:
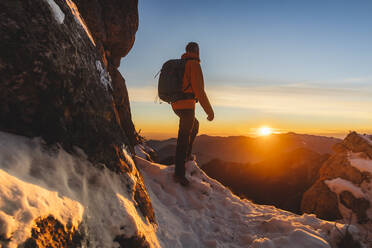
[172,42,214,186]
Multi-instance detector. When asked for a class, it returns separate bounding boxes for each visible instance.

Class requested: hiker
[161,42,214,186]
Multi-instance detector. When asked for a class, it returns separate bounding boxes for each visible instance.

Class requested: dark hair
[186,42,199,53]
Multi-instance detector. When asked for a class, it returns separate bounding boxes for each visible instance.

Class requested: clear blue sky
[119,0,372,139]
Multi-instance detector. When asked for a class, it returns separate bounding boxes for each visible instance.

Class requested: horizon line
[141,131,356,141]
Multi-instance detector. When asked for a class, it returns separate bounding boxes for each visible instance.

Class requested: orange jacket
[171,52,213,116]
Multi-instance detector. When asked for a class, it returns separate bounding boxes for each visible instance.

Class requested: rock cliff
[75,0,139,147]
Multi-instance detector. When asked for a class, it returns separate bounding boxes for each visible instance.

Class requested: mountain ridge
[148,132,341,165]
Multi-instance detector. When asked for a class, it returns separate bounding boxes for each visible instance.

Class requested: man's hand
[207,112,214,121]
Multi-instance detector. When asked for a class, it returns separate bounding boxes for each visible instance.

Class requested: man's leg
[174,109,195,177]
[187,118,199,159]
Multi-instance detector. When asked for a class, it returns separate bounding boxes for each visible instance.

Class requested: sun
[258,126,273,136]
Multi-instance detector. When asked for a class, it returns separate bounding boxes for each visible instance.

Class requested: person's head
[186,42,199,55]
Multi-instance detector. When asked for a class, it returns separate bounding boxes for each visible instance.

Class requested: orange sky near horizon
[129,90,372,139]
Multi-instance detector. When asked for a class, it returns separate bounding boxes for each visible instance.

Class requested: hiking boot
[173,174,190,187]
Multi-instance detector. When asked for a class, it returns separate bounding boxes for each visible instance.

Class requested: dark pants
[174,109,199,177]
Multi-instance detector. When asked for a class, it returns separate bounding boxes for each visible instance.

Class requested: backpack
[158,58,196,103]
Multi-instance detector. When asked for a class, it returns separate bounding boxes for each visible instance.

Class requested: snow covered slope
[135,147,362,248]
[0,131,159,247]
[0,131,363,247]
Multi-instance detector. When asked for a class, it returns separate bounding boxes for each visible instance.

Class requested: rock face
[0,0,154,245]
[74,0,138,66]
[75,0,139,147]
[302,132,372,224]
[22,216,82,248]
[201,148,329,214]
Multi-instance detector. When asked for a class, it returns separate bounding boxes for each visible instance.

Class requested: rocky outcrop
[301,180,343,220]
[114,234,150,248]
[339,191,370,224]
[341,132,372,158]
[22,216,83,248]
[74,0,138,66]
[0,0,154,245]
[302,132,372,223]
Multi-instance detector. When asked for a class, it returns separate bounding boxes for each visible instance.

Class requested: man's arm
[190,61,214,121]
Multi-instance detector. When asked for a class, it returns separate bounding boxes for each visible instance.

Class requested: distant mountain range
[147,132,341,165]
[201,148,329,213]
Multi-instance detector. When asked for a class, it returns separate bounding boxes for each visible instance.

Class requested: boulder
[22,216,82,248]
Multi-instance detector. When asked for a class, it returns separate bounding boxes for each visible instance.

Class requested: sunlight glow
[258,126,272,136]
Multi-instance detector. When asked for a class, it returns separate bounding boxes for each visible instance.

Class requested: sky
[119,0,372,140]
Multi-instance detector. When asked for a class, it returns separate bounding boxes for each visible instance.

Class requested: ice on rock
[45,0,65,24]
[96,61,112,90]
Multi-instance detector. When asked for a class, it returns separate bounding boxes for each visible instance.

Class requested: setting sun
[258,126,273,136]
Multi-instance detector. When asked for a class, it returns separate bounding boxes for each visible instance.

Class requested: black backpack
[158,58,196,103]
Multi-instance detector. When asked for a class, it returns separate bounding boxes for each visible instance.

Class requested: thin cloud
[127,83,372,120]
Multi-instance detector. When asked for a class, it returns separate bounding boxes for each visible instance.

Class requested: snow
[360,134,372,145]
[325,175,372,230]
[0,130,364,247]
[323,145,372,241]
[65,0,96,45]
[135,156,357,248]
[0,131,159,247]
[95,61,112,89]
[45,0,65,24]
[0,169,83,244]
[325,178,365,199]
[135,145,150,159]
[44,0,96,45]
[349,152,372,175]
[135,144,156,161]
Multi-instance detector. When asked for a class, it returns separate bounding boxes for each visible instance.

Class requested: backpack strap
[182,58,199,92]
